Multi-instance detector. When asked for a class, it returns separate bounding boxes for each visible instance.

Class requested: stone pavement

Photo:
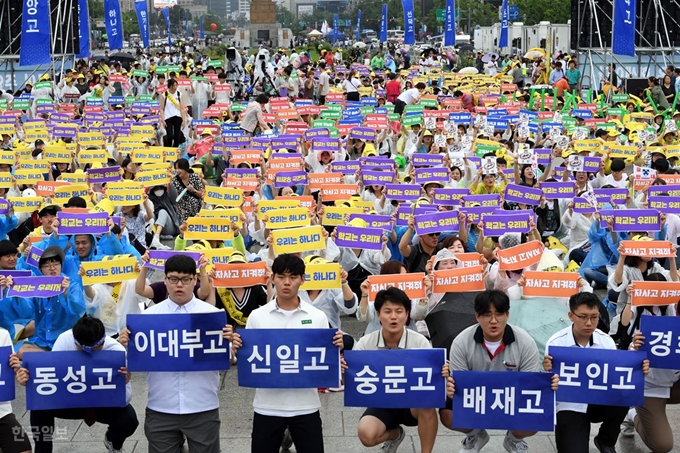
[11,305,680,452]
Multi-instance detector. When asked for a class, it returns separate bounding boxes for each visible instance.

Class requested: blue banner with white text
[126,311,230,372]
[344,349,447,408]
[237,328,340,388]
[444,0,455,47]
[200,16,204,39]
[380,4,388,42]
[20,0,52,66]
[549,346,646,407]
[612,0,636,56]
[24,351,126,410]
[0,346,15,402]
[163,8,171,46]
[499,0,509,48]
[356,10,362,42]
[77,0,91,58]
[104,0,123,50]
[333,14,339,43]
[452,371,554,431]
[135,0,150,48]
[402,0,415,45]
[640,315,680,370]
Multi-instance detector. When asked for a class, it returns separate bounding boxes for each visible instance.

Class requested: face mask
[154,189,164,197]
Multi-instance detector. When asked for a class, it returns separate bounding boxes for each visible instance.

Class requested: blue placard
[344,349,447,408]
[24,350,126,410]
[549,346,645,407]
[0,346,15,402]
[612,0,636,57]
[452,371,554,432]
[126,312,230,372]
[237,328,340,388]
[570,109,593,119]
[449,112,471,123]
[640,315,680,370]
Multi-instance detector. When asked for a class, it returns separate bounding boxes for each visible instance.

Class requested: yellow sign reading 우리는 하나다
[300,263,341,290]
[264,207,310,229]
[185,217,235,241]
[272,225,325,254]
[204,187,244,208]
[81,256,139,285]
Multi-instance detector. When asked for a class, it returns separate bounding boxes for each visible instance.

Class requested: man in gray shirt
[317,61,330,105]
[439,290,558,453]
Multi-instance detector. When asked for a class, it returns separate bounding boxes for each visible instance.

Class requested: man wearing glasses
[439,290,558,453]
[399,211,440,273]
[118,255,238,453]
[543,292,645,453]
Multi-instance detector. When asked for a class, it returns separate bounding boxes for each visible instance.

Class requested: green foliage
[88,0,104,18]
[513,0,570,25]
[203,45,228,60]
[122,10,140,37]
[276,5,298,30]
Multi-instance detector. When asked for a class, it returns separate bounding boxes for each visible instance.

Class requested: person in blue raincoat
[16,245,86,358]
[0,240,34,341]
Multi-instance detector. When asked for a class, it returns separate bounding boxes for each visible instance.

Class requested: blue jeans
[584,266,608,289]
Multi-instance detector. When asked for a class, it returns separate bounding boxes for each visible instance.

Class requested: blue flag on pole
[333,14,339,43]
[380,4,388,42]
[126,312,230,372]
[612,0,636,56]
[444,0,456,47]
[162,8,171,46]
[76,0,91,58]
[24,351,126,411]
[104,0,123,50]
[452,371,554,432]
[402,0,415,45]
[20,0,52,66]
[499,0,509,48]
[200,16,205,39]
[344,349,447,408]
[237,329,340,388]
[135,0,150,48]
[356,10,362,42]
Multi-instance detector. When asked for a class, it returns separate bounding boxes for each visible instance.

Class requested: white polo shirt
[545,325,615,414]
[246,298,331,417]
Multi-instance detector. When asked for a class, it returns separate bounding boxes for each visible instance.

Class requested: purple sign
[0,198,9,215]
[304,128,330,140]
[8,276,65,298]
[312,138,341,152]
[335,225,384,250]
[414,204,440,215]
[331,161,361,175]
[130,105,152,116]
[411,154,445,167]
[0,270,31,278]
[534,149,552,165]
[349,127,377,141]
[271,135,301,150]
[414,211,460,235]
[612,209,661,232]
[461,194,501,207]
[415,168,449,185]
[49,113,71,123]
[361,171,394,186]
[482,213,532,236]
[460,206,497,224]
[87,166,122,184]
[504,184,543,205]
[274,170,308,188]
[594,188,628,205]
[145,250,202,270]
[648,196,680,214]
[541,182,575,199]
[225,168,259,179]
[386,184,422,202]
[348,214,394,231]
[649,185,680,197]
[573,197,597,214]
[433,188,468,206]
[26,246,44,269]
[57,211,109,235]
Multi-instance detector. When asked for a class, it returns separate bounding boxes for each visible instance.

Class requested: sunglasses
[426,233,441,237]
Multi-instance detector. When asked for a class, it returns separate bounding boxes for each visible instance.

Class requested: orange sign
[522,271,580,298]
[229,150,263,165]
[35,181,69,197]
[496,240,543,271]
[278,195,315,211]
[276,109,300,120]
[660,174,680,185]
[620,240,675,258]
[223,177,260,191]
[320,184,359,202]
[309,173,343,191]
[432,265,485,293]
[454,252,483,268]
[630,281,680,306]
[212,262,269,288]
[367,273,426,303]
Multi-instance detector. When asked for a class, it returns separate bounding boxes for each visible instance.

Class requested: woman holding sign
[172,158,204,224]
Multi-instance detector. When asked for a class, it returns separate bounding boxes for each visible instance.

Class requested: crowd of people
[0,42,676,453]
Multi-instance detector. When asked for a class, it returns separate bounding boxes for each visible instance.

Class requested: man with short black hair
[347,287,443,453]
[440,290,559,452]
[317,61,330,105]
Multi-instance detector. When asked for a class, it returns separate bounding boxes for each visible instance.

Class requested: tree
[88,0,104,18]
[513,0,570,25]
[122,10,140,37]
[276,5,297,29]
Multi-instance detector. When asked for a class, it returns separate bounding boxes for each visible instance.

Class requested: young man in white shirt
[15,315,136,453]
[118,255,237,453]
[343,287,445,453]
[234,253,343,453]
[543,293,648,453]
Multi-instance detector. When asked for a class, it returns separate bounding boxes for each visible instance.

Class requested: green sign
[387,113,400,121]
[326,104,342,112]
[405,104,424,113]
[155,66,169,74]
[402,115,423,127]
[328,127,339,138]
[125,96,136,105]
[313,119,335,128]
[611,94,629,103]
[139,94,153,101]
[562,117,576,126]
[133,70,148,77]
[191,76,208,81]
[13,100,29,110]
[420,98,438,108]
[360,106,375,115]
[207,60,223,68]
[0,100,7,109]
[384,104,395,113]
[35,81,52,90]
[35,99,52,105]
[321,110,342,119]
[166,65,180,73]
[230,104,245,112]
[436,9,445,22]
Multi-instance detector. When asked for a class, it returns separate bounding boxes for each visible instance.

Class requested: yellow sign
[17,160,49,173]
[9,196,43,212]
[131,149,164,163]
[13,169,44,185]
[322,206,363,226]
[573,140,602,153]
[0,124,14,135]
[90,199,114,215]
[42,146,73,163]
[203,247,235,270]
[185,217,235,241]
[118,143,146,155]
[136,168,171,187]
[106,181,144,207]
[81,256,139,285]
[130,125,155,138]
[54,184,89,203]
[300,263,341,290]
[77,132,105,147]
[0,172,12,188]
[204,187,243,207]
[197,208,242,223]
[148,146,178,162]
[0,150,14,165]
[257,199,300,217]
[78,149,108,164]
[59,172,88,185]
[272,225,325,254]
[25,129,49,142]
[265,207,310,229]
